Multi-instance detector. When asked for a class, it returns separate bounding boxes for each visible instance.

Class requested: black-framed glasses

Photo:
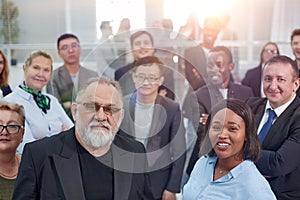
[264,49,278,55]
[59,43,80,51]
[0,125,24,135]
[78,102,121,115]
[134,74,160,83]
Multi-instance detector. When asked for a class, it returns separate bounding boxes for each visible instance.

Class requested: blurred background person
[115,18,131,42]
[0,101,25,200]
[177,12,202,41]
[115,30,175,99]
[95,21,117,79]
[290,28,300,69]
[183,99,276,199]
[46,33,98,121]
[4,50,73,153]
[110,18,132,75]
[0,50,12,98]
[242,42,280,97]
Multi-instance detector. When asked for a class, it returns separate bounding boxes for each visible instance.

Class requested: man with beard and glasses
[13,77,154,200]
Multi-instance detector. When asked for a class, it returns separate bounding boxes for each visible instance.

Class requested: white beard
[76,118,115,149]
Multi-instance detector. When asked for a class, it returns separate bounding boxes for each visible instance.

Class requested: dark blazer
[13,128,154,200]
[186,82,254,175]
[119,93,186,199]
[114,61,136,97]
[184,44,207,91]
[246,97,300,200]
[241,65,262,97]
[1,84,12,97]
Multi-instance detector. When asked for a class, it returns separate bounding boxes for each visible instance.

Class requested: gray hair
[75,77,123,107]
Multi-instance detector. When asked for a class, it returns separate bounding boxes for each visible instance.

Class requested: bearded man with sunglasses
[119,56,186,200]
[13,77,154,200]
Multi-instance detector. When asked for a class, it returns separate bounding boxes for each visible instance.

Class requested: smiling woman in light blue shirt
[183,99,276,199]
[3,50,73,153]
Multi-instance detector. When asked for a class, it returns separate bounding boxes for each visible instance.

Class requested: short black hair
[209,46,233,64]
[100,21,110,30]
[133,56,164,75]
[57,33,79,49]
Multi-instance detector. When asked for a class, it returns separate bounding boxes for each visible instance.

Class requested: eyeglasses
[0,125,24,135]
[134,74,160,83]
[59,43,80,51]
[264,49,278,55]
[78,102,121,115]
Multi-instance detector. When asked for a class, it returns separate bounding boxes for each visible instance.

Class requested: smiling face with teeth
[209,108,246,163]
[206,49,234,89]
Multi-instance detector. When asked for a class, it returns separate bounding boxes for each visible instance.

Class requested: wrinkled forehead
[208,51,225,63]
[263,62,294,77]
[81,82,122,106]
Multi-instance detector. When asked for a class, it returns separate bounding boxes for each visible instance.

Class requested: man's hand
[63,101,72,109]
[159,89,168,97]
[162,190,176,200]
[199,113,209,125]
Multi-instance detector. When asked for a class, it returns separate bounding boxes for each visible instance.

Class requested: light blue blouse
[3,86,74,153]
[183,156,277,200]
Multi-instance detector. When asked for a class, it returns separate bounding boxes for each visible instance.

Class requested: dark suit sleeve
[184,48,206,91]
[165,104,186,193]
[241,70,251,86]
[13,144,38,199]
[256,115,300,177]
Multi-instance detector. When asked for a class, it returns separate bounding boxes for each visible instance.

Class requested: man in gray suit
[46,33,98,120]
[13,77,154,200]
[185,46,253,175]
[119,56,186,200]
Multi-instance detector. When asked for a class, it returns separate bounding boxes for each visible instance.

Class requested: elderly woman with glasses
[0,101,25,199]
[3,50,73,153]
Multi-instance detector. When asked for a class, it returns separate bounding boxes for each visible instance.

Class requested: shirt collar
[266,94,296,117]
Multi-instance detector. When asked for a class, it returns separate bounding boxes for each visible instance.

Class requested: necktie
[259,109,276,143]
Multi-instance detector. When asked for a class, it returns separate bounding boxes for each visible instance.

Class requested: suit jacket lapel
[52,130,86,200]
[263,97,300,145]
[147,96,166,152]
[112,143,134,200]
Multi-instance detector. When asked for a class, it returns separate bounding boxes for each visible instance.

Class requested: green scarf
[19,85,51,114]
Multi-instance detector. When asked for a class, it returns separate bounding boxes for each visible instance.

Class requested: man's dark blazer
[119,93,186,199]
[246,97,300,200]
[184,44,207,91]
[114,61,136,97]
[241,65,262,97]
[13,128,154,200]
[186,82,254,175]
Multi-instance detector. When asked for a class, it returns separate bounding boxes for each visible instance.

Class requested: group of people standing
[0,17,300,200]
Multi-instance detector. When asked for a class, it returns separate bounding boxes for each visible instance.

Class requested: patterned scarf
[19,85,51,114]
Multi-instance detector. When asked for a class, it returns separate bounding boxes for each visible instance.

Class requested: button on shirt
[183,156,276,200]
